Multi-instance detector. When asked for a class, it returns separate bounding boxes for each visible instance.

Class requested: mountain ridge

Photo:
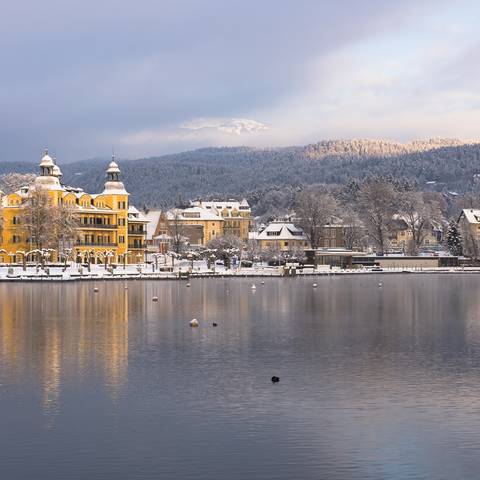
[1,139,480,211]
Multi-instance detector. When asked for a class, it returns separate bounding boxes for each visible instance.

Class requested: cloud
[181,118,268,136]
[0,0,478,161]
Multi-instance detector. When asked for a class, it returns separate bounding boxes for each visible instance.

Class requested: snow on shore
[0,261,477,282]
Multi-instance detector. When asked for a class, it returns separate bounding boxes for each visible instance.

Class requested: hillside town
[0,150,479,275]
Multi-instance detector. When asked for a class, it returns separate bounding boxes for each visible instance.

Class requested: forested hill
[1,139,480,209]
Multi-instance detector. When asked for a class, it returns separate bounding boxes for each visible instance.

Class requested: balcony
[128,243,146,249]
[75,242,118,247]
[79,224,118,230]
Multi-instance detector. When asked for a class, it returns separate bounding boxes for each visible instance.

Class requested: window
[119,236,125,243]
[118,218,126,226]
[12,217,20,225]
[12,235,21,243]
[118,201,127,209]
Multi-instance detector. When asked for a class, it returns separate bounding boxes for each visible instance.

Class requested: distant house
[458,209,480,257]
[252,221,310,251]
[143,198,252,251]
[388,215,443,252]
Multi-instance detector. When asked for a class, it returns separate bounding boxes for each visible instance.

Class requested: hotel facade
[0,151,147,264]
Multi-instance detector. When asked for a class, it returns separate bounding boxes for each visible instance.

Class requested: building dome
[103,155,128,195]
[52,164,63,178]
[39,149,55,168]
[34,175,62,189]
[107,160,121,174]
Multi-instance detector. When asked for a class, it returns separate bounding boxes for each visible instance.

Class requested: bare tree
[460,223,479,260]
[21,188,55,252]
[52,202,80,257]
[20,189,79,262]
[294,188,337,249]
[245,238,261,263]
[261,243,283,264]
[167,209,187,254]
[206,234,242,269]
[341,212,367,251]
[398,191,442,255]
[357,178,398,255]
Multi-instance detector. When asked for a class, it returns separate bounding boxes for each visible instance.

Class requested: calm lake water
[2,275,480,479]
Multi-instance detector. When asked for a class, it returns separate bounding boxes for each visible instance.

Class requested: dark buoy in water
[212,322,218,327]
[271,376,280,383]
[152,296,159,302]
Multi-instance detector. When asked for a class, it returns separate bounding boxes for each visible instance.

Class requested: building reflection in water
[2,275,480,424]
[0,282,129,420]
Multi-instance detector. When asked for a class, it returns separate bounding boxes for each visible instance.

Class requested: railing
[128,244,146,249]
[128,229,146,234]
[75,242,118,247]
[79,224,118,229]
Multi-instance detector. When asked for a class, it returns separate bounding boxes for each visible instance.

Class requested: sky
[1,0,480,162]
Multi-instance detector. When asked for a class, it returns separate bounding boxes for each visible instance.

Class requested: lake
[1,275,480,479]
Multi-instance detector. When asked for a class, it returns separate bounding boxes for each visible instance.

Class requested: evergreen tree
[446,220,463,256]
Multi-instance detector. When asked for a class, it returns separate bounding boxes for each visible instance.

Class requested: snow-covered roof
[461,208,480,224]
[128,205,148,223]
[144,209,163,240]
[170,206,225,222]
[191,199,251,215]
[255,221,308,241]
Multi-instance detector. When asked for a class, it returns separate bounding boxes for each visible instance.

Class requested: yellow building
[0,150,147,264]
[251,221,310,251]
[191,199,252,241]
[146,199,252,249]
[388,216,442,252]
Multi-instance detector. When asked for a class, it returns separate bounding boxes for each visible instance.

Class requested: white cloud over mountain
[181,118,268,135]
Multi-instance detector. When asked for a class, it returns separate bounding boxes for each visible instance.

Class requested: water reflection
[0,283,130,416]
[2,275,480,479]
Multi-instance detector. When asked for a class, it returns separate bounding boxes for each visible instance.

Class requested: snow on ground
[0,260,478,282]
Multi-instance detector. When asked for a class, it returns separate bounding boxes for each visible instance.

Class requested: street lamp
[151,253,163,271]
[122,251,132,270]
[16,250,26,271]
[0,249,6,267]
[103,250,115,270]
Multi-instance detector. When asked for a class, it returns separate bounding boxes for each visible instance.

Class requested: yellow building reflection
[0,283,129,417]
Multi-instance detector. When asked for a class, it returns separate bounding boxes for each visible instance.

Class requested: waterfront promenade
[0,262,479,282]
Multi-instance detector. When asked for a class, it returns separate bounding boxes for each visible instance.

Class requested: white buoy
[152,296,159,302]
[93,287,99,292]
[261,280,265,285]
[312,283,318,288]
[378,282,383,288]
[186,283,191,287]
[124,285,128,290]
[190,318,199,327]
[251,284,257,290]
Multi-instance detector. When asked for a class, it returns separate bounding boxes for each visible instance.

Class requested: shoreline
[1,266,480,282]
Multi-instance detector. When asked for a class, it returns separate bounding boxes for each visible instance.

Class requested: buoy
[190,318,199,327]
[186,282,191,287]
[261,280,265,285]
[124,286,128,290]
[312,283,318,288]
[271,376,280,383]
[378,282,383,288]
[212,322,218,327]
[152,296,158,302]
[93,287,99,292]
[251,284,256,290]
